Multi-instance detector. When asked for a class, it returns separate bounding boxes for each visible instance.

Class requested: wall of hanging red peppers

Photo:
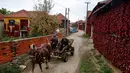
[87,1,130,73]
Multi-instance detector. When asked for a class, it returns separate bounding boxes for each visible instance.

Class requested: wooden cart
[51,39,74,62]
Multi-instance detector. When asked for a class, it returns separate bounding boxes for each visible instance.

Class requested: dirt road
[22,30,87,73]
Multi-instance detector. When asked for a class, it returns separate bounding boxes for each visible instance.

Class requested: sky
[0,0,104,22]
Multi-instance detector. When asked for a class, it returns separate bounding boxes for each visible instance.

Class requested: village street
[22,30,92,73]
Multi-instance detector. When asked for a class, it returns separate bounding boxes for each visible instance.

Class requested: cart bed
[68,39,74,46]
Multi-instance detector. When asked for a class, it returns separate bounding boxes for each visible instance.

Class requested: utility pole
[64,8,70,36]
[64,8,67,35]
[67,8,70,35]
[68,8,70,20]
[85,2,90,33]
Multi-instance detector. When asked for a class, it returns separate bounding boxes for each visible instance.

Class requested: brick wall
[0,33,63,64]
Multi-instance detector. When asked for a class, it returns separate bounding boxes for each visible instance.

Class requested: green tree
[34,0,54,13]
[29,13,59,37]
[0,8,13,15]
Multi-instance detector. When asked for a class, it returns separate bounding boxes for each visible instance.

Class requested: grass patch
[80,53,99,73]
[83,34,89,38]
[80,52,113,73]
[16,54,29,65]
[80,59,99,73]
[100,66,112,73]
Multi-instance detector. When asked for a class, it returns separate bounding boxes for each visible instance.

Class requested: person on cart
[50,34,58,50]
[59,36,69,52]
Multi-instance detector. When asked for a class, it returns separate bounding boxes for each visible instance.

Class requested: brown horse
[28,43,52,73]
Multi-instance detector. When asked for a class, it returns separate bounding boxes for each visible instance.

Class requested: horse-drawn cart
[51,39,74,62]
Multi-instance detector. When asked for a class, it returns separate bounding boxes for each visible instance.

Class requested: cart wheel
[63,53,68,62]
[70,47,74,56]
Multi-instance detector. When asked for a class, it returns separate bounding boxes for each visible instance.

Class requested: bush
[0,54,29,73]
[0,63,20,73]
[30,13,59,36]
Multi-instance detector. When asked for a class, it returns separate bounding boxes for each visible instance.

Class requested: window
[9,20,15,26]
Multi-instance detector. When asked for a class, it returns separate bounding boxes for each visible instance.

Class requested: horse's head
[29,44,37,50]
[28,44,38,59]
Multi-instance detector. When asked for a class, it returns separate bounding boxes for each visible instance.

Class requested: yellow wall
[4,18,29,23]
[4,17,30,31]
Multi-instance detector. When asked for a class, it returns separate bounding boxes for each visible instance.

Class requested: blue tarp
[70,27,77,33]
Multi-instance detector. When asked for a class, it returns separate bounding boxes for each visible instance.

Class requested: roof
[75,20,85,25]
[0,13,4,20]
[4,9,47,18]
[57,13,66,21]
[28,11,47,18]
[91,0,125,16]
[99,0,112,4]
[5,10,30,18]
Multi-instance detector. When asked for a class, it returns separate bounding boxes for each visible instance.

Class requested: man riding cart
[60,36,69,51]
[56,36,74,55]
[50,34,58,50]
[51,35,75,62]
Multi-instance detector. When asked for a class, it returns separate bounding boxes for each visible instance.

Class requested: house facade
[57,13,70,28]
[75,20,85,30]
[4,10,45,37]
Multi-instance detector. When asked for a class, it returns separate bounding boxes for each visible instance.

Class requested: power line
[53,0,85,21]
[70,10,85,20]
[53,1,80,15]
[85,2,91,33]
[53,1,67,8]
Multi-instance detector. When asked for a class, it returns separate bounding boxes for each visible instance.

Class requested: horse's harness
[30,45,49,63]
[29,49,38,61]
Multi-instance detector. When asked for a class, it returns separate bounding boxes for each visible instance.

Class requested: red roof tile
[4,9,47,18]
[0,13,4,20]
[5,9,30,18]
